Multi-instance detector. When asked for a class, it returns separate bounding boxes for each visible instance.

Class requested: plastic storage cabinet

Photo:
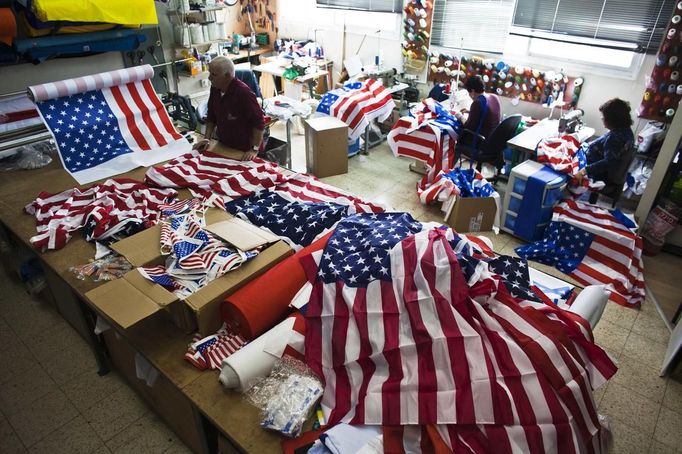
[501,160,567,241]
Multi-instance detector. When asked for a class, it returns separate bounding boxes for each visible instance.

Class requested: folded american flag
[300,214,615,453]
[387,99,461,204]
[535,135,601,198]
[316,79,395,140]
[516,199,645,307]
[225,190,349,251]
[185,323,247,370]
[25,178,177,251]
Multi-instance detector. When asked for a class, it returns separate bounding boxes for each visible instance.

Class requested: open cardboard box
[86,209,293,335]
[443,195,497,233]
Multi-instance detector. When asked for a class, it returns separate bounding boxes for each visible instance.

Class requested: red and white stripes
[331,79,396,140]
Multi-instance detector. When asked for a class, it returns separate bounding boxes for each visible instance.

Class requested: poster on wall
[401,0,433,78]
[637,2,682,123]
[428,53,583,107]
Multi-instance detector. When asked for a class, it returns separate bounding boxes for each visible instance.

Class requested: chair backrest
[480,114,522,160]
[235,69,262,99]
[606,140,636,187]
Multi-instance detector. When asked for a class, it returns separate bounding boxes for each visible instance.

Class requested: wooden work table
[0,145,293,453]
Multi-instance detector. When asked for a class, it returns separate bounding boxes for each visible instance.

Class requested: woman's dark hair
[599,98,633,129]
[464,75,485,93]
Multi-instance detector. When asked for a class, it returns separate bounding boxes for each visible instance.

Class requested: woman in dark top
[576,98,634,183]
[456,75,501,140]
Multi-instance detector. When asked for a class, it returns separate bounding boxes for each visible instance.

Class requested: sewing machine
[558,109,584,134]
[366,68,397,87]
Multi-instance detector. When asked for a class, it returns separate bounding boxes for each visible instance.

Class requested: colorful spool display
[638,3,682,123]
[401,0,433,74]
[428,52,583,107]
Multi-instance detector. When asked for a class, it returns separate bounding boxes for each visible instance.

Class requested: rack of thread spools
[170,0,228,48]
[401,0,433,74]
[427,52,584,108]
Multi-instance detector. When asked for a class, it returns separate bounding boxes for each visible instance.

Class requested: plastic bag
[0,140,54,171]
[69,254,133,282]
[245,356,323,437]
[636,121,665,153]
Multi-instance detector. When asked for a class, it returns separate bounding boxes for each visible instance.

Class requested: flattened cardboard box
[88,209,293,335]
[444,196,497,233]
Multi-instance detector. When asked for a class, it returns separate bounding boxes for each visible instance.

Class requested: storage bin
[262,136,288,167]
[504,212,517,231]
[348,138,361,157]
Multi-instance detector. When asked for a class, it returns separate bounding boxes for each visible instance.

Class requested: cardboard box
[102,330,205,453]
[443,196,497,233]
[304,116,348,178]
[87,209,293,335]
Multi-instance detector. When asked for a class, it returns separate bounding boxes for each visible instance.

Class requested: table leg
[363,125,369,155]
[286,119,292,169]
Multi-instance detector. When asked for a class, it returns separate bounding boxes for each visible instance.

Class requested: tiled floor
[1,124,680,453]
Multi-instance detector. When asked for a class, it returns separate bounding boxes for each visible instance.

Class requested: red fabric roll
[221,231,332,340]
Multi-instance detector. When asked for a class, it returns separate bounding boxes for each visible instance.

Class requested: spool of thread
[189,24,203,44]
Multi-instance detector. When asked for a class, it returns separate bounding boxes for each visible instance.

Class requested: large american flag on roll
[300,214,615,453]
[387,99,461,204]
[316,79,395,140]
[29,65,190,185]
[516,199,645,308]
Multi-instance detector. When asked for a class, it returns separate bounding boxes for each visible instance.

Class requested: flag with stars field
[28,65,190,185]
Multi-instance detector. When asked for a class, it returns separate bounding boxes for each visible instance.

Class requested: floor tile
[599,382,661,437]
[607,417,654,454]
[622,331,668,371]
[654,406,682,448]
[649,440,682,454]
[27,415,105,454]
[593,382,608,407]
[27,320,84,364]
[592,319,629,358]
[105,413,184,454]
[0,341,38,385]
[0,316,18,351]
[610,354,668,403]
[163,441,194,454]
[2,298,64,344]
[81,386,149,442]
[0,413,27,453]
[0,364,59,416]
[6,389,79,448]
[37,340,98,386]
[663,377,682,412]
[630,311,671,346]
[600,302,639,331]
[60,369,125,413]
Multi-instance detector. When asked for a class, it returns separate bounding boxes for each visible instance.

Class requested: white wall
[277,0,654,136]
[0,53,125,96]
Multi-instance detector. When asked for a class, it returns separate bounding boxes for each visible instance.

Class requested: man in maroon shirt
[193,56,265,161]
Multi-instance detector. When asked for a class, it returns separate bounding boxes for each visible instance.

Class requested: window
[512,0,675,53]
[315,0,402,13]
[431,0,515,54]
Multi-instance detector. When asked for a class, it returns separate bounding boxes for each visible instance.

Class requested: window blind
[431,0,515,54]
[512,0,675,53]
[315,0,402,13]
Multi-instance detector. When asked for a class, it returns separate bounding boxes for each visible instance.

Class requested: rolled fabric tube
[221,232,331,340]
[0,8,17,46]
[27,64,153,102]
[568,285,610,329]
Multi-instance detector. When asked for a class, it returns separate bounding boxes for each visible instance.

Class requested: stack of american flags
[387,98,462,203]
[316,79,396,140]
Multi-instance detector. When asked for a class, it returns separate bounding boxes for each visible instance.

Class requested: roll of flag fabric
[221,232,332,340]
[219,313,302,392]
[31,0,157,25]
[27,65,190,184]
[0,8,17,46]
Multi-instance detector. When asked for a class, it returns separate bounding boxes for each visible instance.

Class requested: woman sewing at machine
[575,98,634,184]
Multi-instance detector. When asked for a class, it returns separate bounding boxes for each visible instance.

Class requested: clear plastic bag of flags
[0,139,55,171]
[70,254,133,282]
[623,158,654,200]
[245,356,323,437]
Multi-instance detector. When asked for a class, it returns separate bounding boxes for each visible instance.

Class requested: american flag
[419,167,498,206]
[387,99,461,204]
[185,323,247,371]
[535,135,598,198]
[140,212,254,298]
[24,178,177,251]
[226,190,349,251]
[32,66,190,185]
[316,79,396,140]
[144,150,286,205]
[302,215,615,453]
[516,199,645,308]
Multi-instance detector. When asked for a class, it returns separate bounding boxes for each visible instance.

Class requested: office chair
[455,114,522,181]
[588,141,636,207]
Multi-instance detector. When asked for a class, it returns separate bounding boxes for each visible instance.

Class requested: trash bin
[262,136,289,167]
